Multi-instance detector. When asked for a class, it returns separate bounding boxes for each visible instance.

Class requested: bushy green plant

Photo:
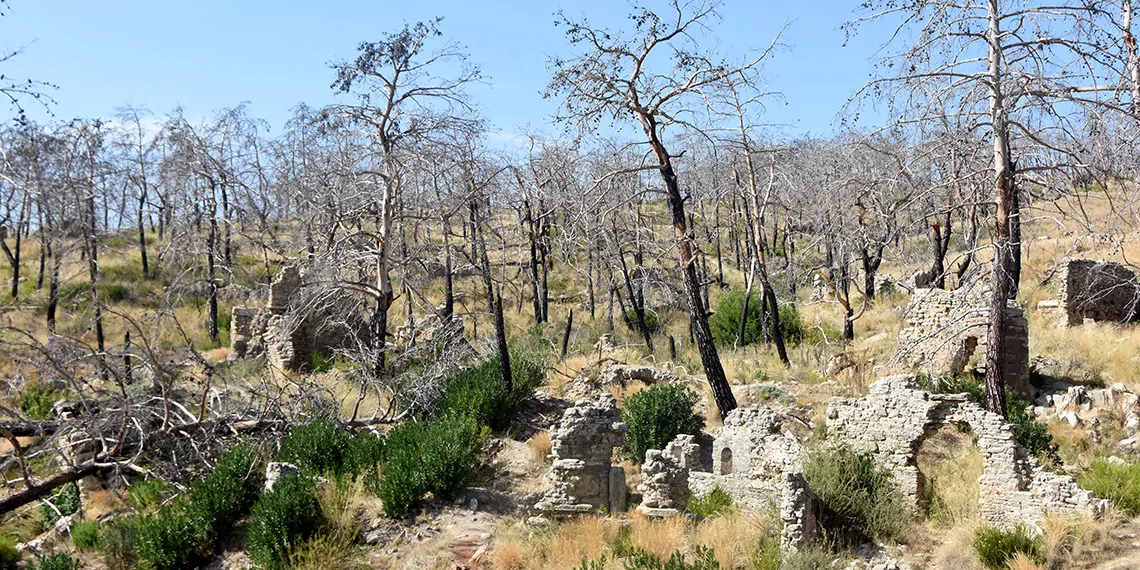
[135,505,211,570]
[310,350,335,373]
[687,487,734,518]
[99,282,132,303]
[277,419,351,476]
[379,415,487,517]
[625,545,721,569]
[624,309,661,333]
[621,384,703,462]
[973,524,1044,570]
[127,479,167,511]
[97,518,138,570]
[709,292,805,347]
[1078,459,1140,516]
[186,443,263,545]
[246,475,322,570]
[802,444,909,545]
[750,536,782,570]
[779,546,838,570]
[436,356,544,431]
[28,553,80,570]
[18,380,58,420]
[41,483,80,526]
[344,431,386,493]
[70,519,102,550]
[0,536,19,570]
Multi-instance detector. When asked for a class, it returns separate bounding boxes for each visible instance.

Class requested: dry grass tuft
[527,431,552,466]
[916,425,983,528]
[693,512,772,569]
[545,516,619,570]
[492,540,527,570]
[1005,552,1047,570]
[629,511,689,560]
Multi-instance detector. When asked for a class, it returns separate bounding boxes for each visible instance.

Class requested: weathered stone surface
[265,462,300,492]
[638,447,689,512]
[597,364,683,387]
[893,285,1029,394]
[535,394,628,514]
[780,471,818,550]
[1056,258,1140,326]
[826,375,1105,529]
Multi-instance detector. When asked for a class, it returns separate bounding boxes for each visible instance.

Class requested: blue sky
[2,1,893,137]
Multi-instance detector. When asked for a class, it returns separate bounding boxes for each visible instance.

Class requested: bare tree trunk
[984,0,1010,416]
[561,308,574,359]
[442,215,454,318]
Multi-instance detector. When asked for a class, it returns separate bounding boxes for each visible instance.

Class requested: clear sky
[1,1,893,138]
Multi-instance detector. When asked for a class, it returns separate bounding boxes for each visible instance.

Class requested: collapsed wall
[1056,258,1140,326]
[894,285,1029,394]
[230,265,367,371]
[826,376,1104,528]
[535,394,629,514]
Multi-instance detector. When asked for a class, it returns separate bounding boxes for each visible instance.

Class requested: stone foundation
[535,395,629,514]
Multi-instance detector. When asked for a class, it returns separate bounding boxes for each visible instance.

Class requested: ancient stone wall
[535,395,629,514]
[687,407,803,513]
[1057,258,1140,326]
[230,265,367,371]
[826,376,1104,529]
[894,285,1029,394]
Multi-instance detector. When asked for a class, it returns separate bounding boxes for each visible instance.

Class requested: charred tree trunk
[442,215,454,319]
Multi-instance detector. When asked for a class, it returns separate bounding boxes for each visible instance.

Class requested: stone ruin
[535,394,630,514]
[827,376,1105,529]
[230,265,367,372]
[893,285,1029,394]
[1053,258,1140,326]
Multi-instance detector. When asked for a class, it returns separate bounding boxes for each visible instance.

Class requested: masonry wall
[826,376,1104,529]
[894,286,1029,394]
[1057,258,1140,326]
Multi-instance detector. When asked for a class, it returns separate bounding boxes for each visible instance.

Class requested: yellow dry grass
[527,431,552,465]
[628,510,689,560]
[692,512,773,569]
[544,516,619,570]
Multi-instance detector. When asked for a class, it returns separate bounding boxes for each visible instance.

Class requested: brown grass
[527,431,552,465]
[628,511,689,560]
[492,540,527,570]
[1006,552,1047,570]
[693,512,773,569]
[544,516,619,570]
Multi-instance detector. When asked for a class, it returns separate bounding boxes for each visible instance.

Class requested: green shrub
[802,445,909,545]
[779,546,838,570]
[246,475,322,570]
[41,483,80,526]
[310,350,335,373]
[709,292,805,347]
[18,381,57,420]
[70,519,102,550]
[973,524,1044,570]
[379,415,487,517]
[99,282,132,303]
[0,536,19,570]
[127,479,167,511]
[135,505,211,570]
[624,308,661,334]
[1078,459,1140,516]
[186,443,263,545]
[436,356,544,431]
[625,545,720,569]
[344,431,387,493]
[98,518,138,570]
[621,384,703,462]
[921,376,1057,461]
[28,553,80,570]
[687,487,734,518]
[751,536,782,570]
[277,419,351,476]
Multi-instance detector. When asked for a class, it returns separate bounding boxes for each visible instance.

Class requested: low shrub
[343,431,386,493]
[436,355,544,432]
[41,483,80,527]
[70,519,102,550]
[751,536,782,570]
[28,553,80,570]
[0,536,18,570]
[246,475,322,570]
[379,415,487,517]
[709,291,805,347]
[127,479,167,511]
[277,419,351,476]
[627,545,721,570]
[135,505,211,570]
[1078,458,1140,516]
[802,444,909,545]
[98,518,138,570]
[624,309,661,334]
[779,546,838,570]
[687,487,734,518]
[973,524,1044,570]
[621,383,703,462]
[186,443,263,545]
[18,380,58,420]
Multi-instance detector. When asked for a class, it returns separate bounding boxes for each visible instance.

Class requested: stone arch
[914,420,982,526]
[720,447,734,475]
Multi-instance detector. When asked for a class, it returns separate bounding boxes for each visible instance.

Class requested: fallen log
[0,462,104,516]
[0,420,61,437]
